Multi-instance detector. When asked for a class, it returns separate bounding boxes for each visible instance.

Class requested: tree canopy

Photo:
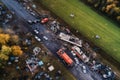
[11,45,23,56]
[0,34,10,44]
[81,0,120,24]
[0,29,23,68]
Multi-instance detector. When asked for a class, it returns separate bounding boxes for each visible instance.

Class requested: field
[37,0,120,63]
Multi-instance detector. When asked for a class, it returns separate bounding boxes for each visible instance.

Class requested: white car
[71,51,76,56]
[27,20,32,24]
[82,66,87,73]
[103,74,107,79]
[35,36,41,42]
[74,57,79,65]
[43,36,48,40]
[30,12,35,16]
[34,30,39,34]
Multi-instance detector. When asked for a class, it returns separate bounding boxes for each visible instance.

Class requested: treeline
[81,0,120,24]
[0,28,23,68]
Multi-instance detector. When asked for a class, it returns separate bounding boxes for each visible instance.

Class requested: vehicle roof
[57,49,73,64]
[62,53,73,64]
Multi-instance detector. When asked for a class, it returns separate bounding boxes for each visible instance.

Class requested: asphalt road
[1,0,103,80]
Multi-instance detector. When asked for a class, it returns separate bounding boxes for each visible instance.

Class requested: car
[33,19,40,23]
[82,66,87,73]
[74,57,79,65]
[41,18,49,24]
[43,36,48,40]
[103,74,108,79]
[27,6,30,10]
[71,51,76,56]
[34,30,39,34]
[30,12,35,16]
[27,20,33,24]
[35,36,41,42]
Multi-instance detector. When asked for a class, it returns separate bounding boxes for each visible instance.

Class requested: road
[1,0,103,80]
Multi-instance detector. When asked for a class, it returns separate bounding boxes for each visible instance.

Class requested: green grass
[39,0,120,63]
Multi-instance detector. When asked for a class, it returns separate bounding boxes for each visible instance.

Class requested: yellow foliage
[1,45,11,55]
[106,4,115,12]
[0,34,10,44]
[11,45,23,56]
[113,7,120,14]
[0,53,9,60]
[107,0,113,3]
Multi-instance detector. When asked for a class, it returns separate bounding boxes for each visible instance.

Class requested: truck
[72,46,89,63]
[57,49,73,66]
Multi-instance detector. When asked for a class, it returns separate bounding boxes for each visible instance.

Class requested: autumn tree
[1,45,11,55]
[0,29,22,68]
[82,0,120,25]
[0,53,9,61]
[0,45,11,60]
[11,45,23,56]
[0,34,10,44]
[10,35,19,44]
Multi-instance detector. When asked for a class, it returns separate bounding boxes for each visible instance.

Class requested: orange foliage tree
[0,34,10,44]
[11,45,23,56]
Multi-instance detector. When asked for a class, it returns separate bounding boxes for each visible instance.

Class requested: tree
[0,34,10,44]
[1,45,11,55]
[10,35,19,44]
[105,3,116,13]
[0,45,11,61]
[107,0,113,3]
[113,7,120,14]
[11,45,23,56]
[0,53,9,60]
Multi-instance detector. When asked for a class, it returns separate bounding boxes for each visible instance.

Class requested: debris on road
[59,32,82,47]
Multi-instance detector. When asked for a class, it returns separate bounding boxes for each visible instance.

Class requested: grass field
[38,0,120,63]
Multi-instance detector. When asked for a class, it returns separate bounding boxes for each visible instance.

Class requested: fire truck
[57,49,73,66]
